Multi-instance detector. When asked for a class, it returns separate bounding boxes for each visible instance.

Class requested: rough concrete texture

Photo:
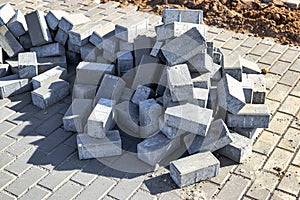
[18,52,38,78]
[0,25,24,57]
[32,66,67,89]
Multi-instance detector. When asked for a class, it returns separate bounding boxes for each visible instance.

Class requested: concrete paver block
[0,75,30,99]
[242,73,254,103]
[30,43,65,58]
[89,21,115,48]
[0,4,15,25]
[189,87,209,108]
[137,133,180,166]
[170,151,219,188]
[77,130,122,160]
[192,72,211,89]
[165,103,213,136]
[19,32,32,49]
[117,51,133,76]
[162,8,203,24]
[58,13,90,32]
[45,10,68,31]
[37,56,67,73]
[73,84,97,99]
[247,74,266,104]
[54,28,68,46]
[239,57,261,74]
[7,10,27,38]
[159,115,185,140]
[187,53,213,74]
[131,85,154,105]
[32,66,66,89]
[18,52,38,78]
[87,98,116,139]
[0,25,23,57]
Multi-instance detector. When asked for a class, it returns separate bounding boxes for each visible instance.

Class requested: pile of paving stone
[0,2,270,188]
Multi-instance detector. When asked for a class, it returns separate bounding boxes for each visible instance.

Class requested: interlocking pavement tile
[221,37,245,51]
[292,149,300,167]
[246,171,279,200]
[263,147,294,174]
[47,181,83,200]
[230,46,251,57]
[181,181,219,200]
[243,53,260,63]
[74,176,116,200]
[249,43,273,56]
[159,191,182,200]
[278,95,300,116]
[5,166,48,198]
[0,136,15,152]
[264,73,281,91]
[267,112,294,135]
[290,59,300,72]
[108,176,145,200]
[0,98,10,109]
[279,70,300,87]
[269,43,289,54]
[234,152,267,179]
[19,185,51,200]
[267,84,292,102]
[209,156,238,186]
[291,81,300,98]
[290,110,300,129]
[269,60,291,76]
[277,127,300,152]
[130,190,155,200]
[253,131,280,156]
[265,98,281,116]
[270,190,297,200]
[0,171,15,190]
[241,37,261,48]
[0,152,15,170]
[258,51,281,65]
[215,175,251,200]
[0,107,16,124]
[277,165,300,197]
[34,113,63,136]
[0,191,16,200]
[278,48,300,63]
[214,30,235,42]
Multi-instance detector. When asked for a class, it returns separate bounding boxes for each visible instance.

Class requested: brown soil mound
[110,0,300,46]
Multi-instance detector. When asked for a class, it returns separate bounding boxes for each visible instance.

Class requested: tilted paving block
[187,53,213,74]
[217,74,246,114]
[218,132,252,163]
[45,10,68,31]
[247,74,266,104]
[25,10,53,46]
[207,86,218,114]
[63,98,93,133]
[0,64,9,77]
[150,41,163,57]
[117,51,134,76]
[94,74,126,106]
[5,58,18,73]
[37,56,67,73]
[76,62,114,86]
[131,85,155,105]
[19,32,32,49]
[115,17,148,43]
[18,52,38,78]
[31,79,69,109]
[73,84,97,99]
[114,100,139,136]
[226,104,270,128]
[67,40,80,53]
[156,22,207,41]
[80,43,100,62]
[167,64,193,102]
[192,72,211,89]
[189,87,209,108]
[54,28,68,45]
[89,21,115,48]
[69,21,103,46]
[165,103,213,136]
[233,127,262,141]
[0,25,23,57]
[239,57,261,74]
[58,13,90,32]
[30,43,65,58]
[32,66,66,89]
[170,151,219,188]
[159,115,185,140]
[0,4,15,25]
[242,73,254,103]
[133,35,154,67]
[162,8,203,24]
[77,130,122,160]
[139,99,163,138]
[102,50,117,63]
[7,10,27,38]
[102,36,119,53]
[161,27,206,66]
[88,98,116,139]
[66,51,81,64]
[162,88,181,108]
[223,58,243,82]
[208,63,222,83]
[0,74,30,98]
[119,40,134,52]
[184,119,233,154]
[137,133,181,166]
[131,55,163,89]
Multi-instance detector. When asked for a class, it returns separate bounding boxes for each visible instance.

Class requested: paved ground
[0,0,299,199]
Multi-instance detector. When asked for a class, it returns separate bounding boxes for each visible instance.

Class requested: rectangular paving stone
[263,147,294,173]
[267,111,293,135]
[74,176,115,200]
[0,121,15,136]
[0,25,24,57]
[279,70,300,87]
[55,28,68,45]
[30,43,65,58]
[0,135,15,152]
[7,10,27,38]
[0,64,9,78]
[46,10,68,31]
[278,127,300,152]
[47,181,83,200]
[137,133,180,166]
[37,56,67,73]
[58,13,90,32]
[279,48,300,63]
[77,131,122,160]
[89,21,115,48]
[18,52,38,78]
[278,95,300,116]
[165,103,213,136]
[271,190,297,200]
[269,60,290,75]
[258,51,281,65]
[25,10,53,46]
[253,130,280,156]
[291,81,300,97]
[5,166,47,198]
[246,171,279,200]
[0,107,15,123]
[19,186,50,200]
[215,175,251,200]
[0,151,15,170]
[32,66,67,89]
[290,59,300,72]
[170,151,220,188]
[117,51,133,76]
[0,4,15,25]
[0,171,15,190]
[267,83,291,102]
[162,8,203,24]
[0,191,15,200]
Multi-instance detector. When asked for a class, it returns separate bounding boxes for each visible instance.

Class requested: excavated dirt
[109,0,300,46]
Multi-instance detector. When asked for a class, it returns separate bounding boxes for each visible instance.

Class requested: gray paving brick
[215,175,251,200]
[267,112,293,135]
[291,81,300,98]
[130,190,155,200]
[264,73,280,90]
[221,37,244,50]
[290,59,300,72]
[35,113,63,136]
[241,37,261,48]
[243,53,260,63]
[108,176,145,200]
[5,166,47,198]
[278,95,300,116]
[74,176,116,200]
[0,191,16,200]
[0,25,24,57]
[278,127,300,153]
[19,185,50,200]
[0,152,15,170]
[0,98,10,109]
[279,48,300,63]
[279,70,300,87]
[0,121,15,136]
[0,170,15,190]
[263,147,294,173]
[47,181,83,200]
[246,171,279,200]
[269,43,288,54]
[253,130,280,156]
[0,107,15,123]
[258,51,281,65]
[269,60,290,75]
[5,135,44,156]
[267,83,292,102]
[271,190,297,200]
[0,136,15,152]
[214,30,234,42]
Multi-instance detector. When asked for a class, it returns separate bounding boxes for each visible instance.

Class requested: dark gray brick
[6,118,43,140]
[0,107,15,123]
[5,166,47,198]
[47,181,83,200]
[35,113,63,136]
